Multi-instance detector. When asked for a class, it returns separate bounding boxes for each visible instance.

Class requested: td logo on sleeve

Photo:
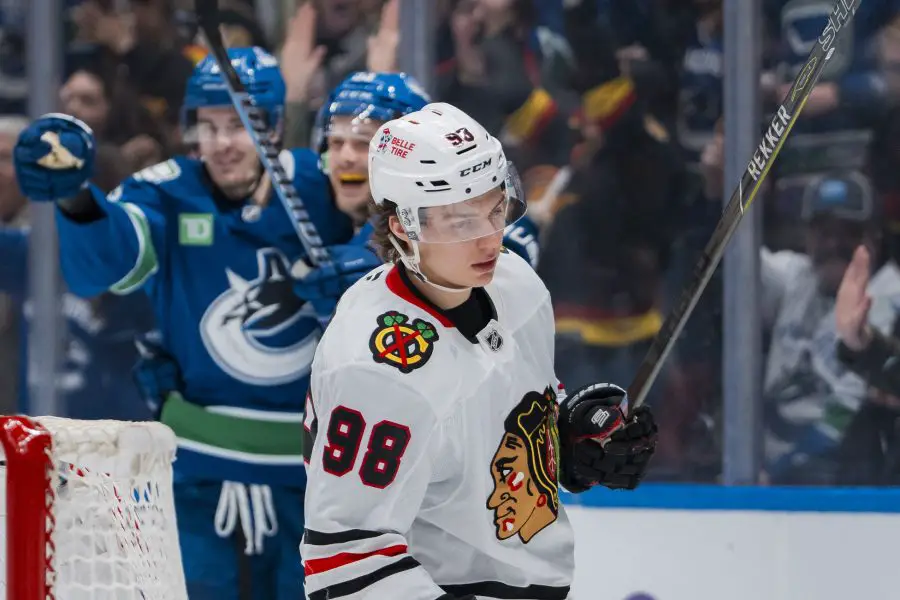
[179,213,214,246]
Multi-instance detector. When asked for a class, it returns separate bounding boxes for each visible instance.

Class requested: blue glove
[14,113,95,201]
[132,332,183,419]
[502,215,540,269]
[293,243,382,318]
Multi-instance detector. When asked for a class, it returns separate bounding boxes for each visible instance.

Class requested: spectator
[0,115,28,414]
[835,245,900,396]
[593,0,694,131]
[833,245,900,484]
[209,1,269,49]
[59,61,166,171]
[291,0,389,115]
[0,2,26,115]
[671,0,725,163]
[761,172,900,484]
[538,38,689,424]
[280,0,400,149]
[765,0,900,131]
[437,0,546,136]
[650,119,727,481]
[70,0,195,132]
[867,105,900,259]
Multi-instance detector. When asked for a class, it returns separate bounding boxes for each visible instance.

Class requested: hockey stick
[627,0,862,409]
[194,0,332,271]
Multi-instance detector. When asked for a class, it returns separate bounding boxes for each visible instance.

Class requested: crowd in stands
[4,0,900,486]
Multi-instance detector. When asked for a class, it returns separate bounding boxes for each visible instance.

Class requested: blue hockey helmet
[313,71,431,153]
[182,46,286,134]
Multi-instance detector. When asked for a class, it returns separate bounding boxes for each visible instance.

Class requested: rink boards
[564,484,900,600]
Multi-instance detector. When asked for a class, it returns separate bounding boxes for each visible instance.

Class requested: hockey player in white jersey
[302,103,658,600]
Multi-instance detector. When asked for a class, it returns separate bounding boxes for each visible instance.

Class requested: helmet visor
[401,163,527,244]
[182,105,260,147]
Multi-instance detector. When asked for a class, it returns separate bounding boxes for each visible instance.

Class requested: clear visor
[325,115,381,146]
[183,107,254,146]
[400,164,527,244]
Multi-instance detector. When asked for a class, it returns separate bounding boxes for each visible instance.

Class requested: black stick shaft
[194,0,332,268]
[627,0,863,408]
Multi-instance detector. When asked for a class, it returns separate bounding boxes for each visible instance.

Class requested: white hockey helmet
[368,102,526,245]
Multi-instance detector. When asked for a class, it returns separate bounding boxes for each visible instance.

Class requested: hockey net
[0,415,188,600]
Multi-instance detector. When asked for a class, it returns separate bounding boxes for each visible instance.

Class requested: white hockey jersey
[302,250,574,600]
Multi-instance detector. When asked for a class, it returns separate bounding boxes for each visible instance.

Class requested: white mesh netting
[0,416,187,600]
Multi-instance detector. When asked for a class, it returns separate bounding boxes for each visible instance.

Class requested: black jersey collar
[385,263,497,343]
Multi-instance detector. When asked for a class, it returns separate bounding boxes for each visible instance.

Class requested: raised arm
[13,113,169,298]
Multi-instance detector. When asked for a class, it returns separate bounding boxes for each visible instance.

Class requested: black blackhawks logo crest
[486,386,561,544]
[369,311,439,374]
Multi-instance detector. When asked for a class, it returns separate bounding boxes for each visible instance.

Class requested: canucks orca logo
[200,248,320,385]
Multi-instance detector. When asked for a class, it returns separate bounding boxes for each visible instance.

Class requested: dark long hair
[369,200,409,264]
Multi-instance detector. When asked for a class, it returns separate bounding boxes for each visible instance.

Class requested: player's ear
[388,215,410,244]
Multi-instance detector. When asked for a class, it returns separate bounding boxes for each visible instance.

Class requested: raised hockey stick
[194,0,332,270]
[627,0,862,410]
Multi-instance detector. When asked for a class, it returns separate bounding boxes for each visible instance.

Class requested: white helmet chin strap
[388,235,472,295]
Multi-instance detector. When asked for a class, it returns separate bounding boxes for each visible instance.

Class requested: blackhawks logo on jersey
[369,311,439,374]
[487,386,561,544]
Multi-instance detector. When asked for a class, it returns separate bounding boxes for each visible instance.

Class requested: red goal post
[0,415,187,599]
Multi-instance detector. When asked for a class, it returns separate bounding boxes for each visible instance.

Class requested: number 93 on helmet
[368,102,527,245]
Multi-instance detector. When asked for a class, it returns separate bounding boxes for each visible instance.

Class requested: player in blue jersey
[12,47,362,600]
[287,71,431,319]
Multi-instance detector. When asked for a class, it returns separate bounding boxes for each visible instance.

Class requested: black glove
[557,383,657,492]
